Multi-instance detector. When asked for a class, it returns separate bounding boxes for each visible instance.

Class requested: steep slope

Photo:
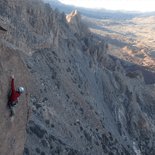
[0,35,31,154]
[1,0,155,155]
[0,2,34,155]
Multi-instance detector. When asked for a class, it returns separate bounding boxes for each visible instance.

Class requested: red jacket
[9,78,20,103]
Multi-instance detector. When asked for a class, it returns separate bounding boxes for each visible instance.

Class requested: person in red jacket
[8,75,25,116]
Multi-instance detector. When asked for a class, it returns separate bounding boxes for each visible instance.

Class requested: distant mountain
[45,0,141,20]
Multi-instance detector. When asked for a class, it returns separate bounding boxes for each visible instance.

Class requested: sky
[59,0,155,12]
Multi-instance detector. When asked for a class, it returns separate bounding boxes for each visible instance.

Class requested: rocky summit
[0,0,155,155]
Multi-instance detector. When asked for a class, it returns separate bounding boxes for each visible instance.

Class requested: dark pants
[8,101,17,116]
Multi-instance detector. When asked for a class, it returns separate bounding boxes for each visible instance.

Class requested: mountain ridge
[0,0,155,155]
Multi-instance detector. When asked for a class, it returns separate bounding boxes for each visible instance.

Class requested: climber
[8,75,25,116]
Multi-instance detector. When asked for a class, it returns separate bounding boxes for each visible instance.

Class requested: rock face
[1,0,155,155]
[0,35,31,155]
[66,10,89,37]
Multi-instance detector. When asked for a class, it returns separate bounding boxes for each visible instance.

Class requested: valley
[83,14,155,72]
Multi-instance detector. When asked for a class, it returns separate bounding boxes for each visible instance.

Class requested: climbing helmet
[18,87,25,93]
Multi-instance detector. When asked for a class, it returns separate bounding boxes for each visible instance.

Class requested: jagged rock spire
[66,10,89,37]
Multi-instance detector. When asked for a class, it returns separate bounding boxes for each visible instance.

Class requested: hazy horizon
[58,0,155,12]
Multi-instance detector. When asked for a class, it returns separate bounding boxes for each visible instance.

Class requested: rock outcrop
[0,38,31,155]
[66,10,89,37]
[1,0,155,155]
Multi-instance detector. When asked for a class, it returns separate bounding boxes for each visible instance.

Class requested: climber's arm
[11,75,15,93]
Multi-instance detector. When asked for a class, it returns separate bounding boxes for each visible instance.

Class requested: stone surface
[0,42,31,155]
[1,0,155,155]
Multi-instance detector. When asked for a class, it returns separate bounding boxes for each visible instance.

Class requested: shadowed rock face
[0,26,7,31]
[1,0,155,155]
